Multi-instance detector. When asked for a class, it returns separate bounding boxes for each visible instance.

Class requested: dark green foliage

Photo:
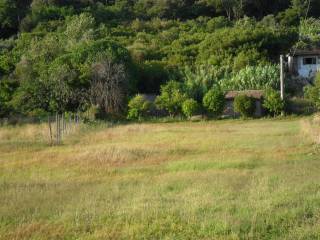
[0,79,18,117]
[263,89,285,116]
[0,1,319,118]
[234,95,255,118]
[136,61,169,93]
[286,97,316,115]
[0,0,31,37]
[203,88,225,117]
[127,94,153,120]
[304,73,320,110]
[182,99,200,118]
[10,18,133,115]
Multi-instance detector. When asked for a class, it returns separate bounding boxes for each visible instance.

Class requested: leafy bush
[286,97,316,115]
[83,105,99,122]
[182,99,200,118]
[304,73,320,110]
[263,89,285,116]
[155,81,187,116]
[203,88,225,117]
[0,79,18,117]
[127,95,152,120]
[234,95,255,118]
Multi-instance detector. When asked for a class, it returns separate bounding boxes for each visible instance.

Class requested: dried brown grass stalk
[301,114,320,144]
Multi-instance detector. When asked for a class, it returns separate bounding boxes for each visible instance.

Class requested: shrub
[234,95,255,118]
[263,89,285,116]
[182,99,200,118]
[127,94,152,120]
[203,88,225,117]
[286,97,316,115]
[304,73,320,110]
[0,79,18,117]
[155,81,187,116]
[83,105,99,122]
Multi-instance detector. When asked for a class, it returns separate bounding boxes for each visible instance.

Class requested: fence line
[48,112,82,145]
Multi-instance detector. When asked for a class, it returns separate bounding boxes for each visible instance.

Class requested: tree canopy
[0,0,319,117]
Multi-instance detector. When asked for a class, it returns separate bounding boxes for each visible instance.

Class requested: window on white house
[303,57,317,65]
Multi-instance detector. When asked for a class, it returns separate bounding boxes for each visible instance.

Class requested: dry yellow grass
[0,118,319,239]
[301,114,320,144]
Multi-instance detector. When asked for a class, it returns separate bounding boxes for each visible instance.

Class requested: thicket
[182,99,200,118]
[304,73,320,110]
[234,95,256,118]
[0,0,320,119]
[263,88,285,116]
[127,94,153,120]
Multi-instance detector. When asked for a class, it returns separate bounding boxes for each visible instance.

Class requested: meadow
[0,117,320,240]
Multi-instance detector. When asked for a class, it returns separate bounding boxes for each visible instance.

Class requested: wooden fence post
[48,115,53,145]
[61,114,64,137]
[56,113,61,145]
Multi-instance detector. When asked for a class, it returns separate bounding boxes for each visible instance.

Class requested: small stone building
[287,49,320,79]
[224,90,264,118]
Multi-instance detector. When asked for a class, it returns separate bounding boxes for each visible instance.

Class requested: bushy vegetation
[203,88,225,117]
[263,88,285,116]
[0,0,320,119]
[304,73,320,110]
[182,99,200,118]
[127,94,153,120]
[155,81,187,116]
[234,95,255,118]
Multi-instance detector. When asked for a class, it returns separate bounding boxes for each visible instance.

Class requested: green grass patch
[0,117,319,239]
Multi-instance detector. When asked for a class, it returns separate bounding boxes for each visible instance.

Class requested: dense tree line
[0,0,320,118]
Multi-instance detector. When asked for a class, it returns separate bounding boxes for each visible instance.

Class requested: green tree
[0,0,30,37]
[0,79,18,117]
[263,88,285,116]
[304,73,320,110]
[64,13,95,49]
[155,81,187,116]
[182,99,200,118]
[203,87,225,117]
[127,94,153,120]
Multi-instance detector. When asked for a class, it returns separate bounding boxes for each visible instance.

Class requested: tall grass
[301,114,320,144]
[0,118,320,239]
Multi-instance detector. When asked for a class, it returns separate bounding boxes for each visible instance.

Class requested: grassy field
[0,117,320,240]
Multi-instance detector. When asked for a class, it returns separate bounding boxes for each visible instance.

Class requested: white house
[287,49,320,79]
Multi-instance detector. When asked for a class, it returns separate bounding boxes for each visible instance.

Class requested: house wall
[223,99,263,118]
[296,56,320,78]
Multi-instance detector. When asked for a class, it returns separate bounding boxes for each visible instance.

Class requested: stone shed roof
[140,94,157,102]
[225,90,264,100]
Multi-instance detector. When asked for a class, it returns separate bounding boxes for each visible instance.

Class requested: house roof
[290,48,320,56]
[225,90,264,100]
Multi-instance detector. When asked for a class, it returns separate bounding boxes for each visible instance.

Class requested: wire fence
[0,112,83,145]
[48,113,82,145]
